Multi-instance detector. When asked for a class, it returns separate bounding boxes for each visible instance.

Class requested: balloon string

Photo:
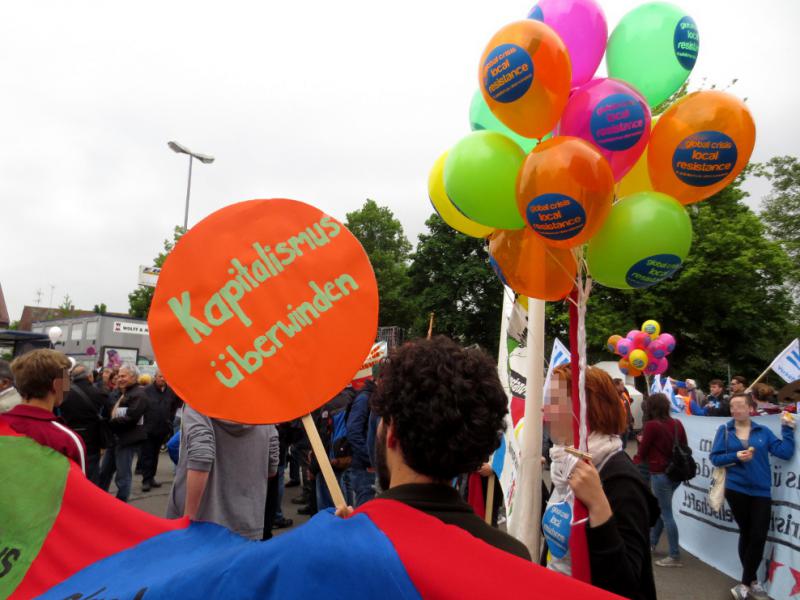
[571,247,591,452]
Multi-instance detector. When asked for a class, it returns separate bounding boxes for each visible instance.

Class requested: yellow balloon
[616,117,659,198]
[641,319,661,339]
[428,151,494,238]
[629,348,649,370]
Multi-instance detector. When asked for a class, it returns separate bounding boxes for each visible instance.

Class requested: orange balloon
[479,20,572,139]
[489,227,577,301]
[648,91,755,205]
[516,136,614,249]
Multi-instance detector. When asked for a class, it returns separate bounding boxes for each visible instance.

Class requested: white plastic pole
[508,298,545,559]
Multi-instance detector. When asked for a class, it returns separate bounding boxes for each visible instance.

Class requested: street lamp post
[168,141,215,231]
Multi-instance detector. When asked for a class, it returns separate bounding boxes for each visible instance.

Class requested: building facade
[32,314,155,371]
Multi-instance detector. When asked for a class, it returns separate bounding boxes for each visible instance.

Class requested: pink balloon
[616,338,632,357]
[648,340,667,360]
[658,333,676,354]
[654,357,669,375]
[631,331,651,349]
[528,0,607,87]
[559,78,652,181]
[626,329,639,340]
[644,361,660,375]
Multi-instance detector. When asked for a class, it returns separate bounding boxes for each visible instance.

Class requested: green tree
[128,226,185,318]
[58,294,77,318]
[408,213,504,354]
[345,200,413,328]
[755,156,800,288]
[93,303,107,315]
[546,174,799,385]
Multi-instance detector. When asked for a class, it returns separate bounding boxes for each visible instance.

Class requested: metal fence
[377,326,404,349]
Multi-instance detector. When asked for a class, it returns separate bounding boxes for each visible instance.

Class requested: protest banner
[674,414,800,600]
[148,198,379,506]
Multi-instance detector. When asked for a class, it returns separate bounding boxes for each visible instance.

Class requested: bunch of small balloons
[607,320,675,377]
[427,0,756,301]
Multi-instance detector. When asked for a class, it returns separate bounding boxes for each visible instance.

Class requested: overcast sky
[2,0,798,320]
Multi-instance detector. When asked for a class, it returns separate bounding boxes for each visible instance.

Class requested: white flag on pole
[650,375,663,395]
[770,339,800,384]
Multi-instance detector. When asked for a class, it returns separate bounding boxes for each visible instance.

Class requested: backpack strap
[671,419,680,450]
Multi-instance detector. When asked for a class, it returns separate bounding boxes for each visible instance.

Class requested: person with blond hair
[0,349,86,471]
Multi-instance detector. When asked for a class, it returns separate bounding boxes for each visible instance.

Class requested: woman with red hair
[544,364,658,600]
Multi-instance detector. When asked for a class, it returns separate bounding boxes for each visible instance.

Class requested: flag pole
[510,297,545,558]
[427,312,435,339]
[746,364,773,393]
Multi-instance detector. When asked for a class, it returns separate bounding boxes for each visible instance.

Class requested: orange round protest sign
[148,199,379,424]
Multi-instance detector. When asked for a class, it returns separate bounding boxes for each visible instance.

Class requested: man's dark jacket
[109,384,148,447]
[60,376,108,451]
[144,383,179,438]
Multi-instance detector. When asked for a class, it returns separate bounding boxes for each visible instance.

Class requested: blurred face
[102,369,112,384]
[154,373,166,388]
[116,368,135,389]
[710,383,723,397]
[543,375,573,445]
[731,380,745,394]
[730,397,750,422]
[53,368,70,407]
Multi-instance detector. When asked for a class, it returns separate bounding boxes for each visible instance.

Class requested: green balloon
[606,2,699,108]
[444,130,526,230]
[469,90,540,154]
[587,191,692,289]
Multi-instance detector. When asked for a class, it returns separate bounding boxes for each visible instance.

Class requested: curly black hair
[370,335,508,481]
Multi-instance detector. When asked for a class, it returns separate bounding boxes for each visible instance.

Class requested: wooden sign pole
[484,473,496,525]
[301,413,346,509]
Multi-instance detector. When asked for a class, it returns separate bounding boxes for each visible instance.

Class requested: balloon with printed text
[444,130,526,230]
[516,137,614,249]
[606,2,699,108]
[629,348,649,371]
[657,332,676,353]
[559,78,651,181]
[488,227,577,301]
[479,20,572,139]
[527,0,607,87]
[428,151,494,238]
[641,319,661,339]
[607,334,622,353]
[648,91,756,205]
[586,191,692,290]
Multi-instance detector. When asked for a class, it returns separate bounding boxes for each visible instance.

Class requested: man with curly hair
[344,335,531,560]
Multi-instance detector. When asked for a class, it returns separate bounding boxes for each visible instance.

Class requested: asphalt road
[120,451,739,599]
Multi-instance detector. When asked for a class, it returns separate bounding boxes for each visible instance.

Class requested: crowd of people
[0,343,796,600]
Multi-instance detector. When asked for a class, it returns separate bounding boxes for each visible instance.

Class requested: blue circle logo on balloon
[673,16,699,70]
[542,501,572,559]
[672,130,738,187]
[527,5,544,21]
[590,93,647,152]
[483,43,534,104]
[525,193,586,242]
[625,254,683,289]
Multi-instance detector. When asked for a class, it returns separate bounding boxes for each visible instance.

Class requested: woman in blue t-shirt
[710,392,795,600]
